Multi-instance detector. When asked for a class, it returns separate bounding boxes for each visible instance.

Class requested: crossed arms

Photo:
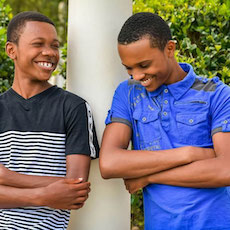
[99,122,230,193]
[0,154,91,209]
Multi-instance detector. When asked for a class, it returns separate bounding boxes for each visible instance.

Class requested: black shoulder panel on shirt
[191,78,216,92]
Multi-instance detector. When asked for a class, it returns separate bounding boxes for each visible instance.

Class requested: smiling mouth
[140,76,153,86]
[36,61,55,70]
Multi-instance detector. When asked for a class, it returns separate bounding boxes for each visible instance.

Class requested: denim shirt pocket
[176,113,210,145]
[133,109,161,150]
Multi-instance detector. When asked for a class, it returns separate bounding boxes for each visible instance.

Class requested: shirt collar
[168,63,196,100]
[148,63,196,100]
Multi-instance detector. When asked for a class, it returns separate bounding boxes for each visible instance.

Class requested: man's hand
[124,176,148,194]
[38,178,91,210]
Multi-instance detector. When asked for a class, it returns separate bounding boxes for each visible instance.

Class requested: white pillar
[66,1,132,230]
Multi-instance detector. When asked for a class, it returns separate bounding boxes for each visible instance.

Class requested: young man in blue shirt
[100,12,230,229]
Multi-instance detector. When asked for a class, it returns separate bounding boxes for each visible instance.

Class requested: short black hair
[7,11,55,44]
[118,12,172,50]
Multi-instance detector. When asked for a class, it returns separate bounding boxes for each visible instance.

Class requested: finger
[129,188,135,194]
[75,189,90,197]
[71,182,90,190]
[70,203,84,210]
[75,196,88,204]
[130,188,138,194]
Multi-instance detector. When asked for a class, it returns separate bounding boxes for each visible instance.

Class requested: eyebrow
[122,63,130,68]
[31,37,60,43]
[122,60,152,68]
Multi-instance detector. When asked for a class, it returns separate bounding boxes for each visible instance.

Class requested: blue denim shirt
[106,63,230,230]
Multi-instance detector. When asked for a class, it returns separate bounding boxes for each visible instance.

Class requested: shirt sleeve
[211,81,230,136]
[105,80,132,128]
[65,101,99,158]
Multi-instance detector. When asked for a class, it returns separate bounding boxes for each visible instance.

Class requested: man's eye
[32,43,43,47]
[52,44,60,49]
[140,65,149,69]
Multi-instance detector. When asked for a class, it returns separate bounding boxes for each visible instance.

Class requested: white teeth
[37,62,53,68]
[142,78,151,84]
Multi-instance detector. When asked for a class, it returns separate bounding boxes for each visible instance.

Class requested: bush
[131,0,230,229]
[133,0,230,83]
[0,0,14,93]
[131,190,144,230]
[53,42,67,81]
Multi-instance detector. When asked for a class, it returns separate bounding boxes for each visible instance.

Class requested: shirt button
[164,89,168,93]
[224,120,228,124]
[163,112,168,116]
[189,119,194,123]
[164,100,168,104]
[142,117,147,122]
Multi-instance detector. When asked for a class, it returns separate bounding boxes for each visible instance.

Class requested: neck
[167,59,187,85]
[12,77,52,99]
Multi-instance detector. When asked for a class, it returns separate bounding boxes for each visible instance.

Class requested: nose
[132,70,145,81]
[42,46,57,57]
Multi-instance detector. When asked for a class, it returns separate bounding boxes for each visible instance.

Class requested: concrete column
[66,1,132,230]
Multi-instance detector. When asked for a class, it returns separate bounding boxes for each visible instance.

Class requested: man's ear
[5,41,17,60]
[165,40,176,58]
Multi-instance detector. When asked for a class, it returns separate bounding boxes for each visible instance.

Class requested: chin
[145,86,157,92]
[40,74,53,81]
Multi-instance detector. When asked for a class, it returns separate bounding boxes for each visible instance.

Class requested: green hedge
[133,0,230,83]
[0,0,14,93]
[131,0,230,229]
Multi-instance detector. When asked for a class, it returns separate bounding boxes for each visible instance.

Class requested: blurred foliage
[0,0,14,93]
[133,0,230,83]
[5,0,68,44]
[131,190,144,230]
[53,42,67,87]
[131,0,230,229]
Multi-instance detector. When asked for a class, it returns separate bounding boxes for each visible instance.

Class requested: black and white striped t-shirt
[0,86,99,230]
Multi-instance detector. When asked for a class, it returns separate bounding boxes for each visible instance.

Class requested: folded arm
[0,154,91,209]
[0,165,61,188]
[99,122,215,179]
[125,132,229,193]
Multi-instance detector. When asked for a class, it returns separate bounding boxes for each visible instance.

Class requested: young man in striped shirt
[0,11,99,229]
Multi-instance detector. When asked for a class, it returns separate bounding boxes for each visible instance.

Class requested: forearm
[0,178,91,210]
[100,123,215,179]
[0,165,62,188]
[126,133,230,191]
[0,185,42,208]
[124,156,228,194]
[100,146,215,179]
[147,156,229,188]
